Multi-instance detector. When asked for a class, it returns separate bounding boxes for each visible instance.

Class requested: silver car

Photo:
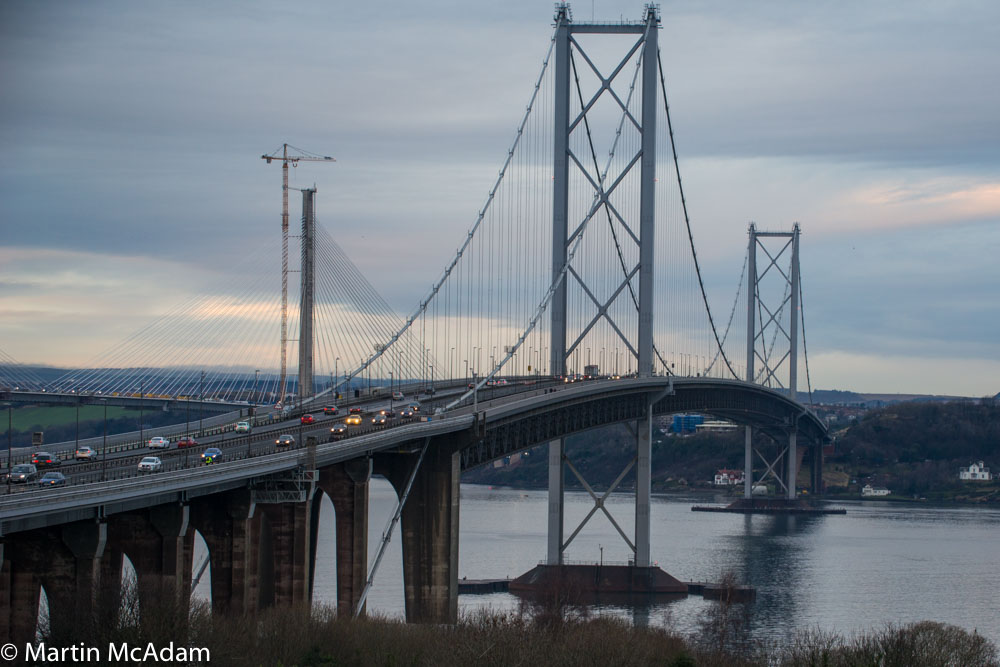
[137,456,162,473]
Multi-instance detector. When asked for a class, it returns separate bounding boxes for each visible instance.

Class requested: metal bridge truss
[743,223,803,500]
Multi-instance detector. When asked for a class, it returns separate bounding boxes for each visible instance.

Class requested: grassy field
[4,405,135,432]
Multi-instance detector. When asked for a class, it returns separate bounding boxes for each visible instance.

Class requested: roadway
[1,379,552,495]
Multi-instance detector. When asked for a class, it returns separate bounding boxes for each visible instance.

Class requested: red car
[177,436,198,449]
[300,414,315,425]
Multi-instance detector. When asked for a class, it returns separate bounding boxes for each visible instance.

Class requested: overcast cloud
[1,0,997,396]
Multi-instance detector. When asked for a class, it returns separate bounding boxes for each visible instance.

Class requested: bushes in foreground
[38,582,998,667]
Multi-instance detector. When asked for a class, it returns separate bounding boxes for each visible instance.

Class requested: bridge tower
[743,223,802,500]
[298,188,317,401]
[548,3,660,568]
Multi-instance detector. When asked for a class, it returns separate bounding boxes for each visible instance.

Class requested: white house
[714,469,744,486]
[861,484,891,497]
[959,461,992,481]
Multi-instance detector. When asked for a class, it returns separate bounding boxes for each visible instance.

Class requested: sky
[1,0,998,397]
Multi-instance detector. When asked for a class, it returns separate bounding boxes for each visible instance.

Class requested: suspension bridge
[0,4,827,636]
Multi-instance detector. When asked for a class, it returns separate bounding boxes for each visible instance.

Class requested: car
[148,436,170,449]
[177,437,198,449]
[399,409,414,418]
[344,415,362,426]
[31,452,61,468]
[391,391,404,401]
[408,402,421,412]
[234,421,251,433]
[330,424,348,438]
[371,415,387,426]
[300,414,315,425]
[138,456,162,473]
[323,405,339,415]
[378,409,394,418]
[275,434,295,448]
[8,464,38,484]
[349,406,363,414]
[75,446,97,460]
[200,448,223,464]
[38,471,67,487]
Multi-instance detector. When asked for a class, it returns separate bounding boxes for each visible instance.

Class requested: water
[200,479,1000,645]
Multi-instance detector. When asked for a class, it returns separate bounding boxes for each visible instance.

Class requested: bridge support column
[787,432,798,500]
[318,459,370,617]
[811,444,824,495]
[547,438,564,565]
[1,521,106,643]
[377,445,460,624]
[744,426,753,499]
[190,490,259,615]
[257,496,315,608]
[107,505,191,609]
[635,406,652,567]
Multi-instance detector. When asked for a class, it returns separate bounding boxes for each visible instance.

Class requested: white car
[392,391,404,401]
[148,436,170,449]
[138,456,162,473]
[234,421,251,433]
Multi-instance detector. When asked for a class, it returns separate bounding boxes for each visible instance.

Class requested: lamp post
[428,364,434,395]
[450,347,455,382]
[75,397,80,450]
[464,359,469,385]
[198,370,205,436]
[139,380,145,447]
[101,399,108,482]
[334,357,339,399]
[6,403,11,494]
[396,351,403,394]
[389,371,394,412]
[253,369,260,424]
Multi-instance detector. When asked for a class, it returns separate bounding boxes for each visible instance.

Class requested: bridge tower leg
[546,438,564,565]
[635,403,653,567]
[298,188,316,402]
[744,224,757,499]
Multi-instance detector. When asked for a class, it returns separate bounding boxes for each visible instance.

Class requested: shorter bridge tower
[743,223,806,500]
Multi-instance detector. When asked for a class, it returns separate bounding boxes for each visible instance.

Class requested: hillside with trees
[464,399,1000,503]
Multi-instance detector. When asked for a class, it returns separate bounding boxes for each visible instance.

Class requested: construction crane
[262,144,336,409]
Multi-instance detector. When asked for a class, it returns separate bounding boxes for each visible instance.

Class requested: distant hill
[809,388,976,406]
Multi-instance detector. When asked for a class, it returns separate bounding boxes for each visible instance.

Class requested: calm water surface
[200,479,1000,645]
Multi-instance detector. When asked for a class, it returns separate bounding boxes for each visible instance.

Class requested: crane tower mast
[262,144,335,407]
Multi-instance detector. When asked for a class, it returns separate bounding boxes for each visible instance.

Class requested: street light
[429,364,434,395]
[389,371,394,412]
[253,369,260,424]
[75,397,80,451]
[198,370,205,436]
[334,357,339,398]
[139,380,145,447]
[6,403,12,494]
[101,399,108,482]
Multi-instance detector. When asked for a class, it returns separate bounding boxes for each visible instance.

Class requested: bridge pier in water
[376,444,461,624]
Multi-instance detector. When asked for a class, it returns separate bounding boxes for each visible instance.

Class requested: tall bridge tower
[298,188,317,401]
[547,3,660,569]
